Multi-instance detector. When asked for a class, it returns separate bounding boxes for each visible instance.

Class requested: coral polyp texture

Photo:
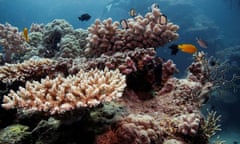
[85,8,179,57]
[2,68,126,115]
[96,114,163,144]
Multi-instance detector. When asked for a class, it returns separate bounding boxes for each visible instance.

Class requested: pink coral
[174,113,202,136]
[85,8,179,57]
[0,23,29,62]
[2,68,126,115]
[96,114,163,144]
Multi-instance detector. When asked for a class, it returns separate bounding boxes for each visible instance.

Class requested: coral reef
[0,124,30,144]
[58,29,88,58]
[2,68,126,115]
[39,19,74,58]
[96,114,163,144]
[201,111,221,138]
[0,5,223,144]
[85,8,179,57]
[0,23,29,62]
[0,58,55,83]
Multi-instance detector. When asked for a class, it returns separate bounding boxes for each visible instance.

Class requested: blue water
[1,0,240,143]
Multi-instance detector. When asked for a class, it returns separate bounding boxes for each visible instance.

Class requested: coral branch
[85,8,179,57]
[2,68,126,115]
[0,58,55,83]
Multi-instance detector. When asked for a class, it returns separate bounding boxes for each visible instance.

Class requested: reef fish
[120,19,128,29]
[169,44,198,55]
[23,27,29,42]
[78,13,91,21]
[159,14,167,25]
[129,8,137,17]
[196,37,208,48]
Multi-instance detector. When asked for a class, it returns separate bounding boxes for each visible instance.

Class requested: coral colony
[0,7,222,144]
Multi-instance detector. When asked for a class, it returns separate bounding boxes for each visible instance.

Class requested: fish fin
[169,44,179,55]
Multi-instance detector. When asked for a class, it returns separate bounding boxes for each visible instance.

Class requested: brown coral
[96,114,163,144]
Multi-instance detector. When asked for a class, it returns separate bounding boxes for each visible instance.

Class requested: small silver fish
[196,37,208,48]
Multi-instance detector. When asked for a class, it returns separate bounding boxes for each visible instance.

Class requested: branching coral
[0,58,55,83]
[201,110,221,138]
[0,4,225,144]
[2,68,126,115]
[0,23,30,62]
[85,8,179,57]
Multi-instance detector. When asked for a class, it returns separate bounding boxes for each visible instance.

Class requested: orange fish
[169,44,198,55]
[23,27,29,42]
[196,37,208,48]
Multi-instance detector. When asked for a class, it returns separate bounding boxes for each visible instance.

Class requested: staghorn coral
[85,8,179,57]
[0,23,30,62]
[2,68,126,115]
[0,58,56,83]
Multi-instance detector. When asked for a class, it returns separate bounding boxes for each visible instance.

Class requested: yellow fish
[23,27,29,42]
[169,44,197,55]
